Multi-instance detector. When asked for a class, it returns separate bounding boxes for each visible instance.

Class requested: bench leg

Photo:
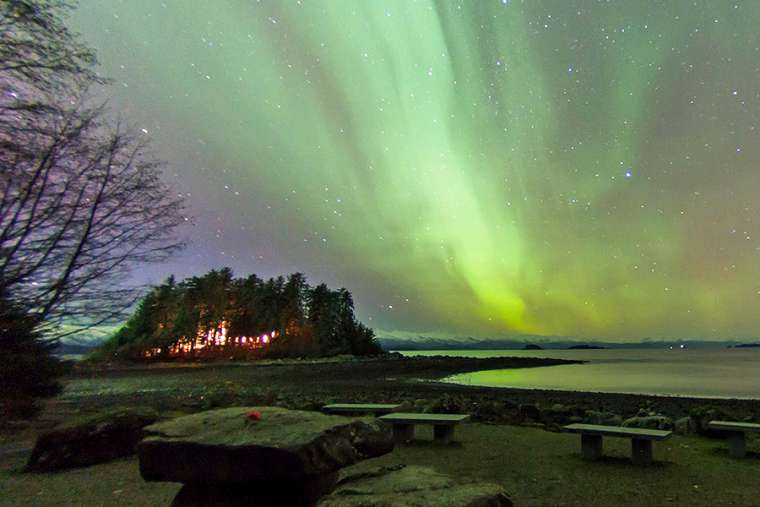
[727,432,746,458]
[631,439,653,466]
[392,423,415,444]
[581,434,603,460]
[433,425,455,445]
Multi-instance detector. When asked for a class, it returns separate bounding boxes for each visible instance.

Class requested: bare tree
[1,0,187,338]
[0,0,100,92]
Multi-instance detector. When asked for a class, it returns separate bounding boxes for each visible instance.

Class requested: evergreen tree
[0,293,63,418]
[307,283,340,355]
[96,269,383,360]
[227,274,262,339]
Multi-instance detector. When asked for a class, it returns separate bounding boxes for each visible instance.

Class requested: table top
[322,403,402,413]
[708,420,760,432]
[563,423,671,440]
[378,412,470,424]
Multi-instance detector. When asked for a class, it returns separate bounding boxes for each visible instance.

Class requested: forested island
[94,268,382,360]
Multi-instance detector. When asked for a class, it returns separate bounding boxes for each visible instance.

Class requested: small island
[93,269,382,361]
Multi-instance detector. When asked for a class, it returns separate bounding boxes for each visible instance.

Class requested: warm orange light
[141,321,276,359]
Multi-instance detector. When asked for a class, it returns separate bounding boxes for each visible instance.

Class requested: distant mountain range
[377,335,760,351]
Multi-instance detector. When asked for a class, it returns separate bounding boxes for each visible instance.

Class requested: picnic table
[378,412,470,445]
[708,420,760,458]
[321,403,402,416]
[563,423,671,466]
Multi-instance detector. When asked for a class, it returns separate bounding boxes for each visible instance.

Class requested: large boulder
[318,465,512,507]
[138,406,394,484]
[27,407,159,471]
[622,415,673,430]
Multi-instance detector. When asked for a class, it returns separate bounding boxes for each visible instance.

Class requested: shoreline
[39,354,760,428]
[436,377,760,402]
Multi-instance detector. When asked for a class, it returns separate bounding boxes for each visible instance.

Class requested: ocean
[398,348,760,399]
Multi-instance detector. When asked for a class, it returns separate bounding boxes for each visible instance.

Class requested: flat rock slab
[139,406,394,483]
[318,465,512,507]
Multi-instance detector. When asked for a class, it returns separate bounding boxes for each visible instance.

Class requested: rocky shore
[46,354,760,438]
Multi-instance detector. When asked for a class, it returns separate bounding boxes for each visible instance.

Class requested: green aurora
[70,1,760,341]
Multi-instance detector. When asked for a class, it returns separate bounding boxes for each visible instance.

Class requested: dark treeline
[96,268,383,360]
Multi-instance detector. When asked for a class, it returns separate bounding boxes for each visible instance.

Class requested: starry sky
[69,1,760,342]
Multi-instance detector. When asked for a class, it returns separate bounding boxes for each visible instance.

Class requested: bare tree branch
[1,0,188,339]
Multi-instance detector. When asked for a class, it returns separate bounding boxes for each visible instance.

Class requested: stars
[71,0,760,342]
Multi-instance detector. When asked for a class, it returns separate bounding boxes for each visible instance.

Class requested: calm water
[399,348,760,399]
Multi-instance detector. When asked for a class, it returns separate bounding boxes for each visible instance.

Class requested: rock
[27,407,159,472]
[540,404,576,424]
[689,406,738,438]
[473,401,513,422]
[502,399,518,410]
[622,415,673,430]
[674,416,696,435]
[584,410,623,426]
[519,404,540,421]
[138,406,394,484]
[412,399,428,413]
[318,465,512,507]
[427,394,467,414]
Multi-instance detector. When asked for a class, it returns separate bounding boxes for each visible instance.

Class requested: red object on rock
[246,410,262,421]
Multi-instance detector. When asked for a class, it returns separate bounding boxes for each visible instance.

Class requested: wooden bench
[321,403,402,416]
[708,420,760,458]
[378,412,470,445]
[563,423,671,466]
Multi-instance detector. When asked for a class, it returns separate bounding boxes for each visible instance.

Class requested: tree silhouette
[0,291,63,418]
[1,0,187,415]
[97,269,383,360]
[1,1,187,337]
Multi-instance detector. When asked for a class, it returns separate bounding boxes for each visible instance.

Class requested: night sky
[69,1,760,341]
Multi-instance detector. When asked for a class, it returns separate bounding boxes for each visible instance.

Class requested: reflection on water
[399,348,760,399]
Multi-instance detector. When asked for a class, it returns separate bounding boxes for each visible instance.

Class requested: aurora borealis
[69,1,760,341]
